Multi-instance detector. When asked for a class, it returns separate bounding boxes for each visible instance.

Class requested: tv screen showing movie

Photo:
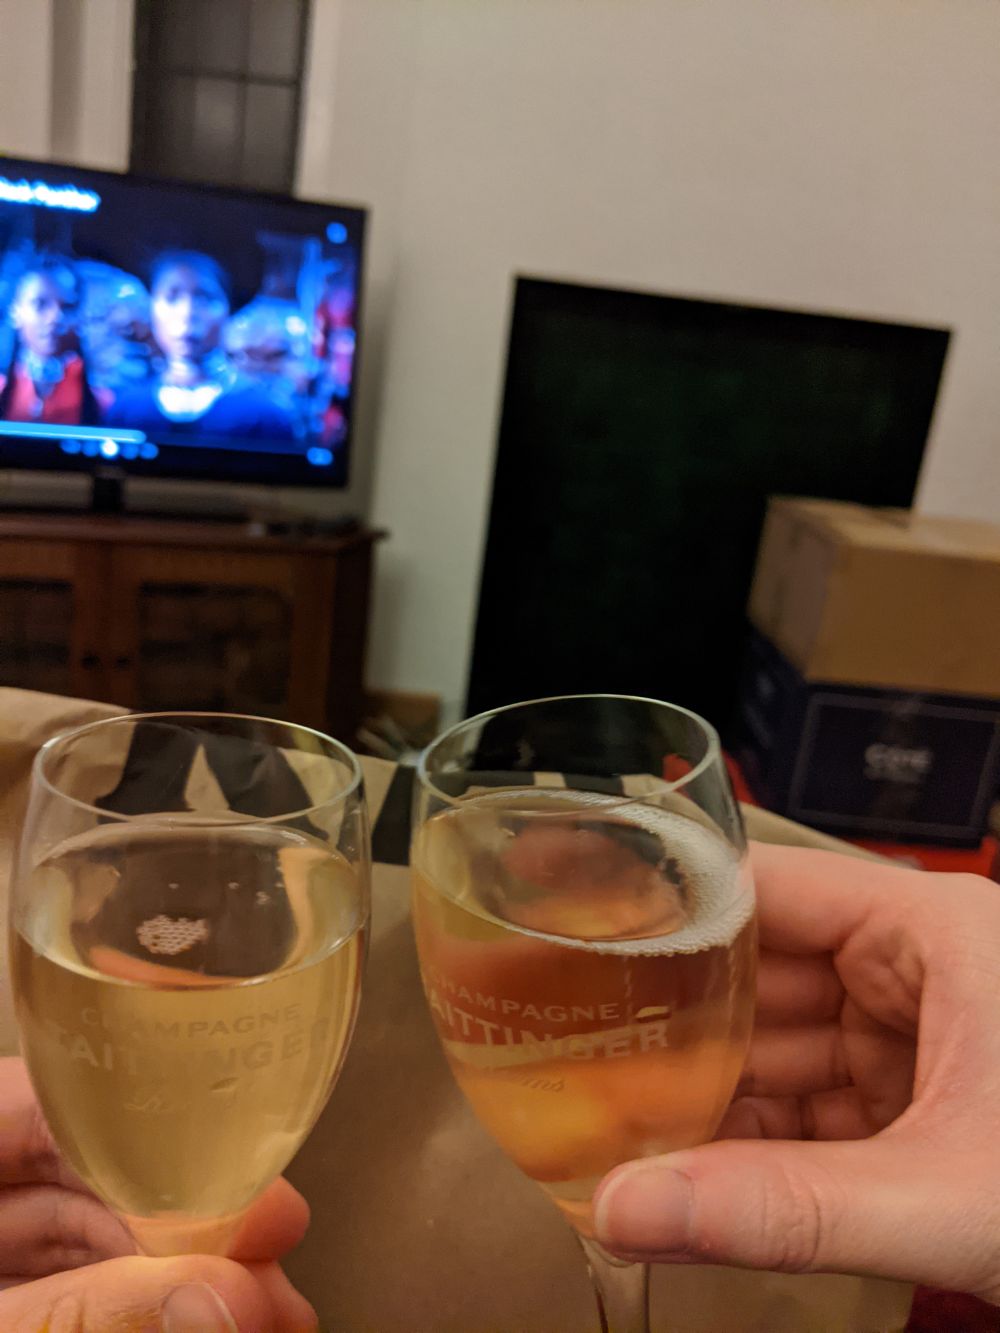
[0,157,365,487]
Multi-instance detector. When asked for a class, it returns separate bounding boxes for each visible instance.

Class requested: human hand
[0,1056,315,1328]
[594,843,1000,1305]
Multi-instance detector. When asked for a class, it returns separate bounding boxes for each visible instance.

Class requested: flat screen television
[0,155,365,501]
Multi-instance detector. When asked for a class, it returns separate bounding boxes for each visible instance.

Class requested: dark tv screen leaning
[0,156,365,487]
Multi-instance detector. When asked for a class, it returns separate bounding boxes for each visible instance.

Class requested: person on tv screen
[0,256,102,426]
[224,296,311,412]
[77,262,156,394]
[105,251,295,441]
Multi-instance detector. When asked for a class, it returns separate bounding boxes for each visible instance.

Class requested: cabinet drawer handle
[80,653,101,670]
[113,655,133,670]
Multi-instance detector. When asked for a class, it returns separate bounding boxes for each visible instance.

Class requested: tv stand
[84,474,358,529]
[88,470,257,523]
[91,467,126,515]
[0,512,385,742]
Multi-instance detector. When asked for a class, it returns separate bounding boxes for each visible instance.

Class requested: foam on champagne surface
[420,788,754,957]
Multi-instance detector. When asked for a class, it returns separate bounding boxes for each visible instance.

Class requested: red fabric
[725,752,759,807]
[663,754,694,784]
[907,1288,1000,1331]
[0,356,88,425]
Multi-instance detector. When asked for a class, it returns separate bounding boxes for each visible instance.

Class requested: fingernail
[594,1159,694,1255]
[162,1283,238,1333]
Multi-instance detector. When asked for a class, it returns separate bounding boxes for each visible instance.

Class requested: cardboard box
[748,498,1000,696]
[737,500,1000,845]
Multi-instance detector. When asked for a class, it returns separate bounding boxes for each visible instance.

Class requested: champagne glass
[411,695,756,1333]
[10,711,369,1257]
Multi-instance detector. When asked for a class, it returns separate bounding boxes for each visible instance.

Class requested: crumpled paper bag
[0,688,912,1331]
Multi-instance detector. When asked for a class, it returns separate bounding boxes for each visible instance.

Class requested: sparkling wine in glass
[10,712,369,1257]
[411,695,756,1333]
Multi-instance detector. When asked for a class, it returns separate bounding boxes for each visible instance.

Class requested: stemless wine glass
[411,695,757,1333]
[10,711,369,1257]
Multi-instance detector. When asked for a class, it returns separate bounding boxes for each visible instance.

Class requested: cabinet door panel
[109,548,296,716]
[0,541,107,700]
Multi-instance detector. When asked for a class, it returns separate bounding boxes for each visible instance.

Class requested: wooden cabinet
[0,515,383,742]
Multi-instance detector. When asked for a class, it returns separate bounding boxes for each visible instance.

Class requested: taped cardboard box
[738,499,1000,845]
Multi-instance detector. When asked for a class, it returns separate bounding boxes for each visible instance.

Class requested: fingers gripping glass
[411,695,757,1333]
[9,712,370,1257]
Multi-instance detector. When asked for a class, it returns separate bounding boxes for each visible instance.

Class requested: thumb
[594,1139,988,1295]
[0,1253,317,1331]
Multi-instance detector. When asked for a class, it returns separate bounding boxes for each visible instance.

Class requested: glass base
[578,1234,650,1333]
[124,1207,246,1257]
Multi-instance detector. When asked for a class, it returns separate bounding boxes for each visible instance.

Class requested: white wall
[300,0,1000,716]
[0,0,132,168]
[50,0,134,170]
[0,0,54,158]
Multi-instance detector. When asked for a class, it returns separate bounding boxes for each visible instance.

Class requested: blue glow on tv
[0,155,366,490]
[0,176,100,213]
[0,422,145,443]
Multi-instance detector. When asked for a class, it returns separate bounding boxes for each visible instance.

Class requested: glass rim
[416,692,723,812]
[33,709,364,827]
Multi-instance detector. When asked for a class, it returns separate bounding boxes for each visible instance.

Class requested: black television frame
[0,155,367,498]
